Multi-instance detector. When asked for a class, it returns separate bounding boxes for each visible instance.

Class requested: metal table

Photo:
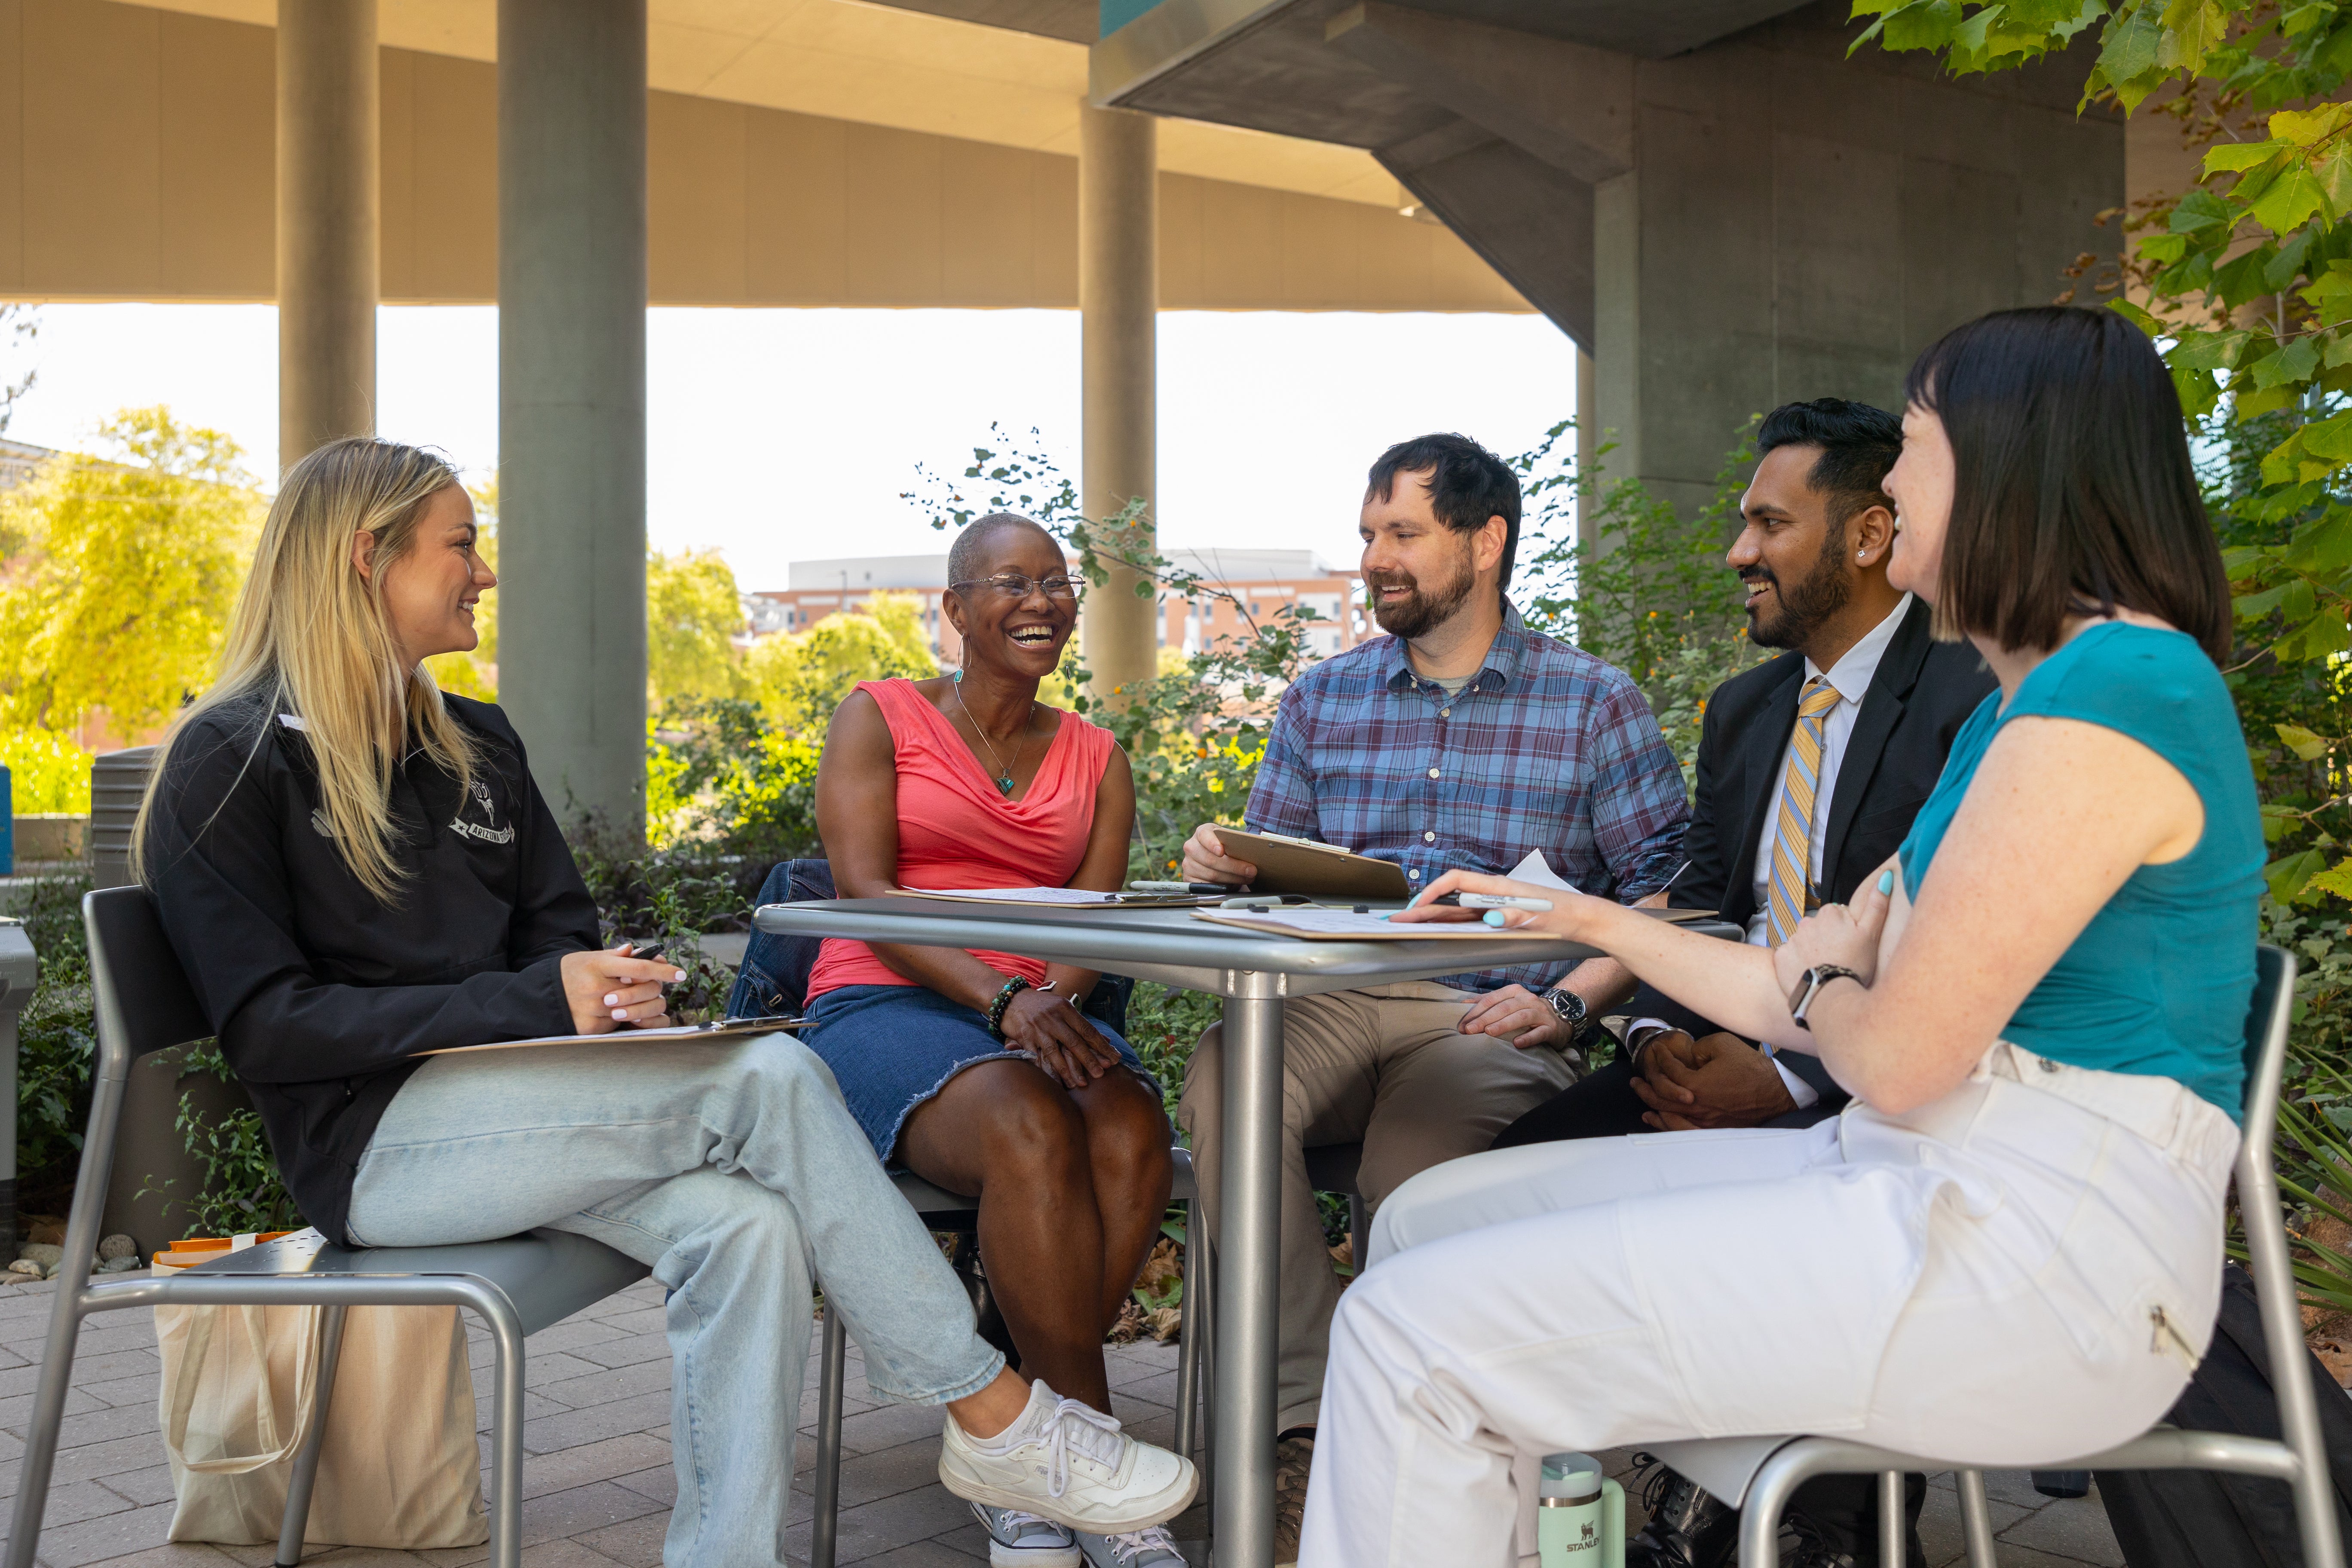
[752,896,1604,1568]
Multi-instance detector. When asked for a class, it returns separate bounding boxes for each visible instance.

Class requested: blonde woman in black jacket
[138,437,1196,1568]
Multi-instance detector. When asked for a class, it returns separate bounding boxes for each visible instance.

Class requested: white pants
[1299,1043,2241,1568]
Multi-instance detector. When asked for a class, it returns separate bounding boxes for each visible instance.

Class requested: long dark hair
[1907,306,2230,662]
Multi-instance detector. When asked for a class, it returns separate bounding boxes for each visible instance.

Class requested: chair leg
[1197,1235,1216,1520]
[1348,1194,1367,1272]
[1956,1470,1997,1568]
[481,1298,528,1568]
[1174,1203,1204,1461]
[1738,1444,1818,1568]
[274,1305,350,1567]
[1878,1470,1905,1567]
[812,1305,848,1568]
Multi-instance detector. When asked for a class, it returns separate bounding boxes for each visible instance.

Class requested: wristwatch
[1543,986,1591,1044]
[1786,965,1865,1030]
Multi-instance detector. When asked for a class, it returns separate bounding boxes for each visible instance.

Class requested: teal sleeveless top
[1897,622,2260,1119]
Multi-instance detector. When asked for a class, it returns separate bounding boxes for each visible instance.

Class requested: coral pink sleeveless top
[804,677,1115,1001]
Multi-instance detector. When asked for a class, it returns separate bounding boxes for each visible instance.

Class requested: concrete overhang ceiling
[1084,0,1816,143]
[121,0,1407,208]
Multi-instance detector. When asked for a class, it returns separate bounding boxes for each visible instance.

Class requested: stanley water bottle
[1538,1452,1624,1568]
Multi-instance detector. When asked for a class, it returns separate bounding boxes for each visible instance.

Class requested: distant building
[742,548,1366,667]
[1159,548,1362,662]
[0,437,56,491]
[740,554,955,652]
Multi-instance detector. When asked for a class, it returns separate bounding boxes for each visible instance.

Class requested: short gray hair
[947,512,1054,589]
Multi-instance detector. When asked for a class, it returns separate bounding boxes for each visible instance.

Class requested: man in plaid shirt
[1177,433,1689,1555]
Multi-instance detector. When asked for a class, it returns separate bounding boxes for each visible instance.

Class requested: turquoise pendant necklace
[952,669,1034,796]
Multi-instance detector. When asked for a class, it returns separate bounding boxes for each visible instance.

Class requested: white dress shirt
[1631,594,1913,1110]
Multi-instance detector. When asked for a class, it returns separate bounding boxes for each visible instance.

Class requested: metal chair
[1644,945,2346,1568]
[809,1150,1211,1568]
[3,887,652,1568]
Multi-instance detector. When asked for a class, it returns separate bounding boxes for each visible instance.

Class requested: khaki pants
[1177,981,1578,1433]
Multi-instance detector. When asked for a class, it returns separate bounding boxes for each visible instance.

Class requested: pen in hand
[1427,891,1555,912]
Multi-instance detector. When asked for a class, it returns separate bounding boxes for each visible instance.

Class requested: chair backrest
[2239,944,2294,1179]
[82,885,214,1079]
[728,858,835,1019]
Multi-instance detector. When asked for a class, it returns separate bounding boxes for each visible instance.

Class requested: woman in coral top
[807,511,1178,1559]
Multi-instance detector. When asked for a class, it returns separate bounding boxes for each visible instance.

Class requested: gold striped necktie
[1766,678,1846,948]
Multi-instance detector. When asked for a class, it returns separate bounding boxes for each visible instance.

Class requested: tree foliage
[1853,0,2352,903]
[1516,418,1772,787]
[649,547,749,707]
[0,726,94,813]
[0,407,263,735]
[738,590,936,730]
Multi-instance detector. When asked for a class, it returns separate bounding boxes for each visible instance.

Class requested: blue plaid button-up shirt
[1244,602,1690,993]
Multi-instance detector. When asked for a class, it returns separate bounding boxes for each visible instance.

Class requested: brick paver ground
[0,1271,2131,1566]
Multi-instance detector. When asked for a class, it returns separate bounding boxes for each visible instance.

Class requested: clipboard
[1209,828,1415,901]
[1191,904,1724,941]
[417,1016,806,1056]
[1191,907,1536,940]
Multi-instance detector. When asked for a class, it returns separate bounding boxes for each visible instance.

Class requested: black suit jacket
[1629,597,1997,1108]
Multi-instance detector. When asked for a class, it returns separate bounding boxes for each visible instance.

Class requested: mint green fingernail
[1877,870,1895,895]
[1483,909,1507,926]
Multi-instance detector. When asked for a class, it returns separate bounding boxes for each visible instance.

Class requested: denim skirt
[802,983,1155,1161]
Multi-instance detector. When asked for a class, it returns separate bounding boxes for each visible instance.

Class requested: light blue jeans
[346,1031,1004,1568]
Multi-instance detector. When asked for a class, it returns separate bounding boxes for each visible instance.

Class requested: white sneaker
[1077,1525,1188,1566]
[940,1378,1200,1535]
[971,1502,1082,1567]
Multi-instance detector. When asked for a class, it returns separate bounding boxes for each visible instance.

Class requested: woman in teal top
[1299,307,2262,1568]
[1898,619,2261,1117]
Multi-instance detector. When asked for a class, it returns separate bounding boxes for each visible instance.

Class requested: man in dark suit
[1492,398,1997,1568]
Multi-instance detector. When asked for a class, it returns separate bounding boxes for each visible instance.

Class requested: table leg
[1215,981,1284,1568]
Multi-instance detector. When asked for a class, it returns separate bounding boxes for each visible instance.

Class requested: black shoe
[1626,1453,1734,1568]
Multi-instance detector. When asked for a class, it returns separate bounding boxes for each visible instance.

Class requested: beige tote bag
[153,1234,490,1548]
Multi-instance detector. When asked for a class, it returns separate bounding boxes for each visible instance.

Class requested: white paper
[1192,908,1534,940]
[1504,849,1579,893]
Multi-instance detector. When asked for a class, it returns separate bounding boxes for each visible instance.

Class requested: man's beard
[1369,545,1478,640]
[1743,523,1854,650]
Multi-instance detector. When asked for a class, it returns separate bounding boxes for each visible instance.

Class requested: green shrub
[12,870,94,1206]
[0,727,94,815]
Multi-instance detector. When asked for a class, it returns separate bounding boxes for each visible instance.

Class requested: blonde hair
[136,437,478,903]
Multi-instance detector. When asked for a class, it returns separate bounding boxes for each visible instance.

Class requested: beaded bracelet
[985,975,1033,1040]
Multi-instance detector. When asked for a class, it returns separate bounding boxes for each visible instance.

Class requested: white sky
[0,303,1578,591]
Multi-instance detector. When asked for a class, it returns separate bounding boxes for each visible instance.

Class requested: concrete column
[277,0,378,470]
[1078,99,1158,703]
[497,0,648,832]
[1574,345,1596,549]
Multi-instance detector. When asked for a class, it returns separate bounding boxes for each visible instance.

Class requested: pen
[1426,891,1556,911]
[1130,881,1243,894]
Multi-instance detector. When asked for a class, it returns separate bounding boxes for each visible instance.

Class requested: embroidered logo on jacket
[450,779,515,845]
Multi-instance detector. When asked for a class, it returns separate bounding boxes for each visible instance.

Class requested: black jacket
[1632,598,1996,1108]
[144,692,601,1243]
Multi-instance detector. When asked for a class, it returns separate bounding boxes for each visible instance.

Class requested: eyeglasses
[951,573,1080,601]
